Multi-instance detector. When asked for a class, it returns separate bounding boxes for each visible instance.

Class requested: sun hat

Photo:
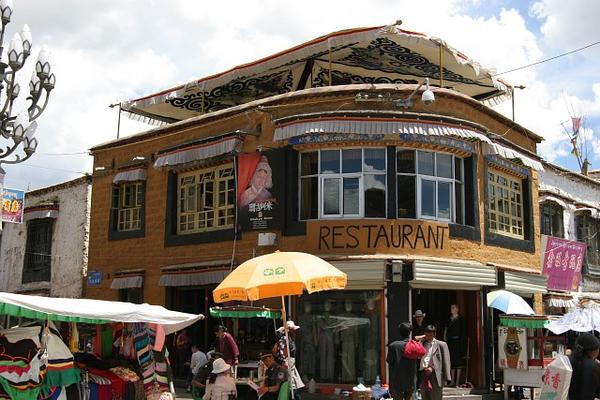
[413,310,426,318]
[211,358,231,374]
[277,320,301,333]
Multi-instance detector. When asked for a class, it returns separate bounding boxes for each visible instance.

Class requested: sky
[2,0,600,190]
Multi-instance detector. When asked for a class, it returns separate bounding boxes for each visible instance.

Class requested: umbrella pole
[281,296,295,400]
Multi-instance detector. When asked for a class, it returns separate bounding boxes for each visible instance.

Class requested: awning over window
[329,260,385,290]
[113,168,147,184]
[273,117,491,144]
[504,271,548,295]
[483,142,544,171]
[544,295,577,309]
[539,194,568,209]
[23,206,59,221]
[409,259,497,290]
[110,275,144,290]
[159,268,230,287]
[154,137,242,168]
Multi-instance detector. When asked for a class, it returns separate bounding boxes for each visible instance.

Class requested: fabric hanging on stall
[40,326,81,395]
[0,375,41,400]
[68,323,79,354]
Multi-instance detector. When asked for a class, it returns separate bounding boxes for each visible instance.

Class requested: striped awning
[504,271,548,295]
[154,136,242,168]
[159,268,230,287]
[24,206,59,221]
[110,275,144,290]
[113,168,147,184]
[273,117,492,143]
[483,142,544,171]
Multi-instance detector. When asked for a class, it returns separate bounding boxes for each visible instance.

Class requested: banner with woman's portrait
[237,149,284,230]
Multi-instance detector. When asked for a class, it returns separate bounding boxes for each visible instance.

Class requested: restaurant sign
[307,219,449,254]
[541,235,586,291]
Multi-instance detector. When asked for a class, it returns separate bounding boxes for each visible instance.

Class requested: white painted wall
[538,166,600,241]
[0,178,91,297]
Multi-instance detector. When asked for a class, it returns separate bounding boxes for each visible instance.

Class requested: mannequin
[317,299,335,380]
[298,301,317,380]
[340,299,358,382]
[444,304,467,386]
[362,296,379,382]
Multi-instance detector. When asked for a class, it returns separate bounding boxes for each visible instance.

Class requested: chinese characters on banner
[541,235,587,291]
[1,187,25,223]
[540,355,572,400]
[497,327,527,370]
[237,150,284,230]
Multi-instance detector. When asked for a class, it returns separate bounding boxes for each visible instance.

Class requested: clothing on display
[297,309,317,379]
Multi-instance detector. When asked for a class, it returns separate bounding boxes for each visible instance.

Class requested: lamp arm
[404,81,426,104]
[0,70,16,117]
[28,90,50,121]
[0,148,34,166]
[0,139,22,159]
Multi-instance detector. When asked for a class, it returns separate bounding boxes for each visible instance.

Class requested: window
[487,170,524,239]
[576,214,600,268]
[118,288,143,304]
[114,181,143,231]
[177,164,235,234]
[540,201,564,238]
[299,148,386,219]
[22,218,54,283]
[396,149,464,222]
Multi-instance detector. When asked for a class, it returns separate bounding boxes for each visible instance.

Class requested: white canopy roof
[0,292,203,335]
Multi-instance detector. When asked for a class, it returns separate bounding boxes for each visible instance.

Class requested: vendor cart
[496,315,565,400]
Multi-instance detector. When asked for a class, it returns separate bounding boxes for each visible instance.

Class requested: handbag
[420,374,433,392]
[403,339,427,360]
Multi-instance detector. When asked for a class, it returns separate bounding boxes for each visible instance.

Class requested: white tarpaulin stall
[0,291,203,335]
[546,308,600,334]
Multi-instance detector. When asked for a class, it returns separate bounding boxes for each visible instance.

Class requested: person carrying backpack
[387,322,420,400]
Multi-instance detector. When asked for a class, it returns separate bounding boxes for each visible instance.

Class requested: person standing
[444,304,467,386]
[568,333,600,400]
[188,344,208,392]
[175,329,191,377]
[412,310,427,340]
[214,325,240,366]
[387,322,417,400]
[420,325,451,400]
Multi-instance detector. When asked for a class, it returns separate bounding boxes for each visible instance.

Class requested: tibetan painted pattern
[312,67,417,87]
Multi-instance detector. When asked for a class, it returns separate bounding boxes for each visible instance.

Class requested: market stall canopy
[546,308,600,334]
[209,306,281,319]
[499,315,550,329]
[122,23,510,124]
[0,292,203,335]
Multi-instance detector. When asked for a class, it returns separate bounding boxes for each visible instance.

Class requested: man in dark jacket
[387,322,417,400]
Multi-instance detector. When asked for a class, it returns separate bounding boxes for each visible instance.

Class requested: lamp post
[0,0,55,229]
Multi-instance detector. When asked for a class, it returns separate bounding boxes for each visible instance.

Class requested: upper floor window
[540,201,564,238]
[177,164,235,234]
[114,181,143,231]
[576,213,600,268]
[299,148,386,219]
[397,149,464,223]
[487,169,524,239]
[22,218,54,283]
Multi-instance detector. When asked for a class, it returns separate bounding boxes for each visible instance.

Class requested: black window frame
[22,218,54,283]
[540,200,564,238]
[108,181,146,241]
[576,213,600,270]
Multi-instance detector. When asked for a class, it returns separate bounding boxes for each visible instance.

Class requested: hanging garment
[317,317,334,380]
[298,315,316,378]
[340,325,358,382]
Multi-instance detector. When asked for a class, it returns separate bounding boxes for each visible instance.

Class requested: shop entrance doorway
[411,288,483,387]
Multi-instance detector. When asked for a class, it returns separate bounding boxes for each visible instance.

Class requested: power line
[10,163,89,175]
[35,151,89,156]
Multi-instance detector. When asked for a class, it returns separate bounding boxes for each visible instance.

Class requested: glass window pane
[421,179,436,217]
[436,153,453,178]
[438,181,451,220]
[300,177,318,220]
[365,174,386,218]
[455,157,463,181]
[455,182,463,224]
[300,152,318,176]
[397,150,415,174]
[342,149,362,173]
[364,148,386,172]
[323,178,340,215]
[418,151,434,176]
[397,175,415,218]
[320,150,340,174]
[343,177,360,215]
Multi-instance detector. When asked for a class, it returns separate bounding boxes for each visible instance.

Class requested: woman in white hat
[203,358,237,400]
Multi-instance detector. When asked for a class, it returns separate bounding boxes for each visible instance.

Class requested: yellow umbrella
[213,251,346,399]
[213,251,347,302]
